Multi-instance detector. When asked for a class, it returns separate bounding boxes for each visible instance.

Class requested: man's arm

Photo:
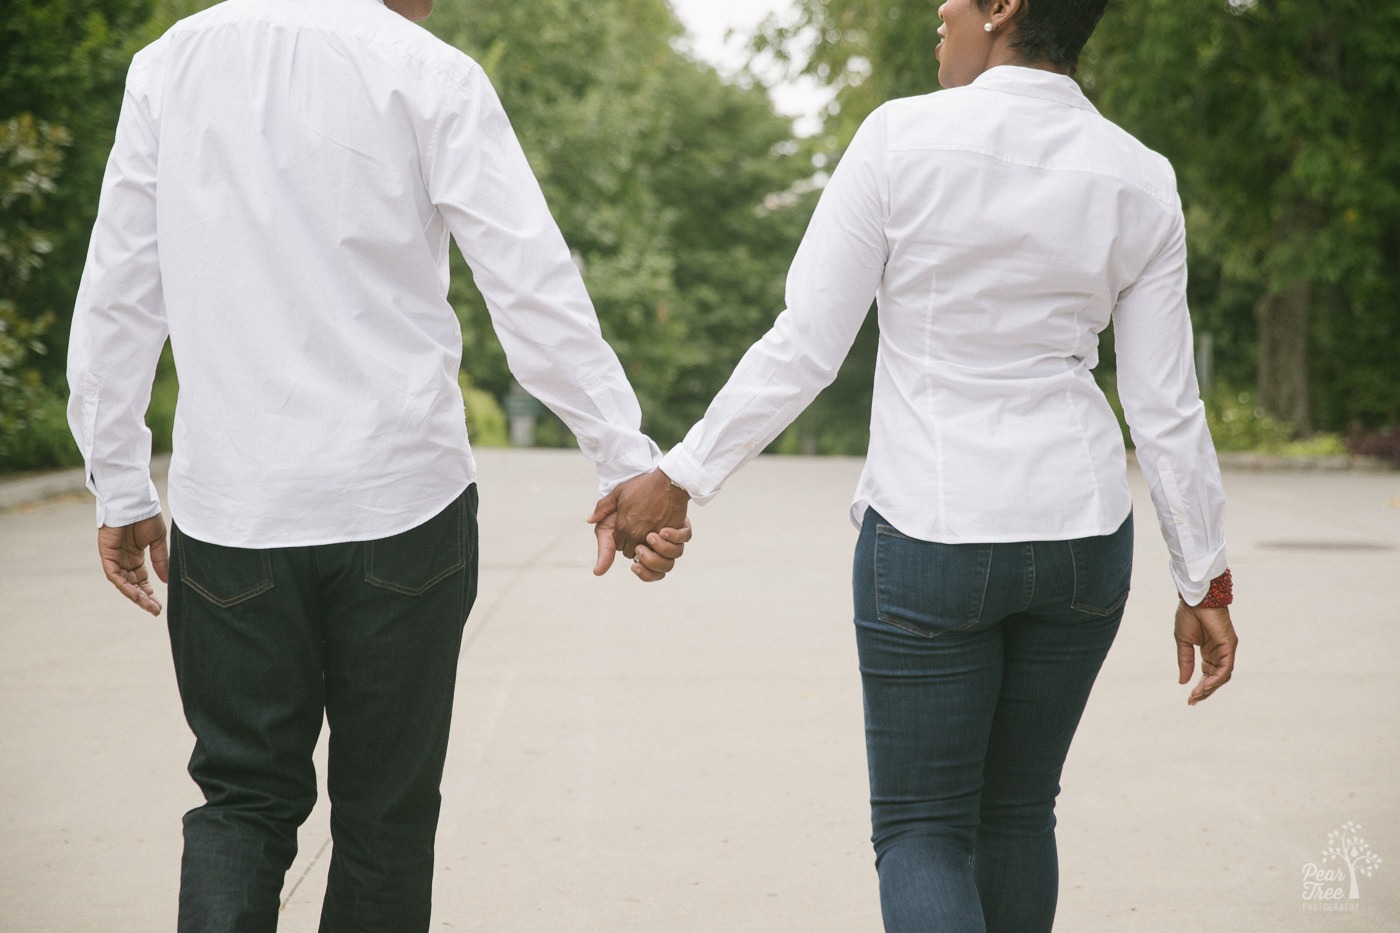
[427,66,659,501]
[67,63,171,611]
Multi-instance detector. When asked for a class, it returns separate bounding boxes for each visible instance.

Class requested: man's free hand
[98,515,170,616]
[1174,601,1237,705]
[589,468,691,579]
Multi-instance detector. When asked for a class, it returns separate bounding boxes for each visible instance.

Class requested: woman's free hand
[1174,601,1238,705]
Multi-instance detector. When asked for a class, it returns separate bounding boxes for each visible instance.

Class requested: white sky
[667,0,829,132]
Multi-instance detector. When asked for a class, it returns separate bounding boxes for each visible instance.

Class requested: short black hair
[979,0,1109,72]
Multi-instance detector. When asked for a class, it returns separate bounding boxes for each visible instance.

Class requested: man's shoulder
[145,0,481,90]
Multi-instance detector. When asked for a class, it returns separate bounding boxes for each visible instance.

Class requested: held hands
[1174,601,1237,705]
[589,468,692,582]
[98,515,170,616]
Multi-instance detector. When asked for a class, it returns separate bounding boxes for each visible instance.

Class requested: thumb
[150,527,170,584]
[587,491,619,526]
[593,522,617,577]
[1176,635,1195,687]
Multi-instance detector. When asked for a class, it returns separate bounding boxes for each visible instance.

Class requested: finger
[593,524,617,577]
[132,587,163,616]
[656,520,694,544]
[1176,637,1195,686]
[105,568,162,616]
[1190,669,1229,706]
[1191,648,1235,705]
[150,533,170,584]
[630,561,666,583]
[633,545,676,575]
[645,531,685,561]
[586,492,619,526]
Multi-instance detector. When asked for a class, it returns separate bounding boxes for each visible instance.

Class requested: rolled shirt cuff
[658,445,720,505]
[593,434,663,498]
[1170,546,1229,606]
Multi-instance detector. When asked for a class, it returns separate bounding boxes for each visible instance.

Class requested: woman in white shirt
[607,0,1239,928]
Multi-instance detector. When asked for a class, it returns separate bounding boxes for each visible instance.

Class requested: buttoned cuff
[92,477,163,528]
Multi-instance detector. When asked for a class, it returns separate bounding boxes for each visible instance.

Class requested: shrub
[459,372,508,448]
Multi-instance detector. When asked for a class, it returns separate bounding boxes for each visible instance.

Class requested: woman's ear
[988,0,1026,31]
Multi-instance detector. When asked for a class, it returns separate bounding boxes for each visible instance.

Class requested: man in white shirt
[67,0,686,928]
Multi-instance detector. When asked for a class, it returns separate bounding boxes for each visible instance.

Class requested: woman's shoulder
[1081,113,1180,202]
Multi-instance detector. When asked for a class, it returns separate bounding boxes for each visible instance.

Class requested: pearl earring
[984,22,995,32]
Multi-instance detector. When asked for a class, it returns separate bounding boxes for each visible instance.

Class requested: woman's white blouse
[660,66,1227,602]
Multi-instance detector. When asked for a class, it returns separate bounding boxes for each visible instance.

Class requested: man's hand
[98,515,169,616]
[1175,602,1237,705]
[589,469,691,579]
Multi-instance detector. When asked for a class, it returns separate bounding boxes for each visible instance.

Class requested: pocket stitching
[874,525,988,640]
[363,497,468,597]
[176,534,275,609]
[1068,534,1133,616]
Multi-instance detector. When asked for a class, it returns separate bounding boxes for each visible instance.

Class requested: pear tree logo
[1301,822,1383,911]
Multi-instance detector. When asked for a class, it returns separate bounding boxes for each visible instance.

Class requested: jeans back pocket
[173,526,275,609]
[363,493,470,597]
[1068,513,1134,616]
[874,523,993,639]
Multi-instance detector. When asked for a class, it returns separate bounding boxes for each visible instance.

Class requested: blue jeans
[166,486,478,933]
[853,509,1132,932]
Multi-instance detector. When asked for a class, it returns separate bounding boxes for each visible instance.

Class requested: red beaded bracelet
[1181,568,1233,609]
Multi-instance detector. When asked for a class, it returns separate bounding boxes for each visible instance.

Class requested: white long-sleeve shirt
[67,0,658,547]
[660,66,1227,602]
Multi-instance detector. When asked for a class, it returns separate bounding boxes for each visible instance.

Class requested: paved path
[2,450,1397,931]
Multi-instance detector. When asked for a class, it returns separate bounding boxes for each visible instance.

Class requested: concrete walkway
[2,450,1397,931]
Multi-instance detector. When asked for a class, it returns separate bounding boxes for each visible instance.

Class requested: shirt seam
[884,142,1178,212]
[160,12,482,97]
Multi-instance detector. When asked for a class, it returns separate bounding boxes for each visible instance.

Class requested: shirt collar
[969,66,1098,114]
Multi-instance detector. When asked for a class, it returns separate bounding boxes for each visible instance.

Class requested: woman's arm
[656,109,893,503]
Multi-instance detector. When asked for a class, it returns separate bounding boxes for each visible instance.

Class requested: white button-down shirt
[661,66,1227,601]
[68,0,658,547]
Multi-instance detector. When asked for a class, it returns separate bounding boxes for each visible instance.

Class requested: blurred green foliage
[459,373,509,449]
[428,0,817,447]
[0,114,68,466]
[4,0,1391,474]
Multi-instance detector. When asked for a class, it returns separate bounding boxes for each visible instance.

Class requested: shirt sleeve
[659,108,890,502]
[1112,208,1229,603]
[66,67,168,529]
[426,66,659,496]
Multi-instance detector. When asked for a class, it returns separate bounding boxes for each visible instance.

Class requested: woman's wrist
[1180,567,1232,609]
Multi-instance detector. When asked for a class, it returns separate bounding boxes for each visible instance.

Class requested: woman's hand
[629,522,693,582]
[1174,602,1237,705]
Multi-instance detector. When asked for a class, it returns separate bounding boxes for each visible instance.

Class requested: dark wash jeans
[166,486,478,933]
[853,509,1133,933]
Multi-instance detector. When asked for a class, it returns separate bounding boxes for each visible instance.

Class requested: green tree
[429,0,813,445]
[0,115,69,462]
[0,0,160,381]
[2,0,819,466]
[1088,0,1400,434]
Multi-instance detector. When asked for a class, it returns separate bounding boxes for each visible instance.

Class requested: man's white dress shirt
[660,67,1227,602]
[68,0,658,547]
